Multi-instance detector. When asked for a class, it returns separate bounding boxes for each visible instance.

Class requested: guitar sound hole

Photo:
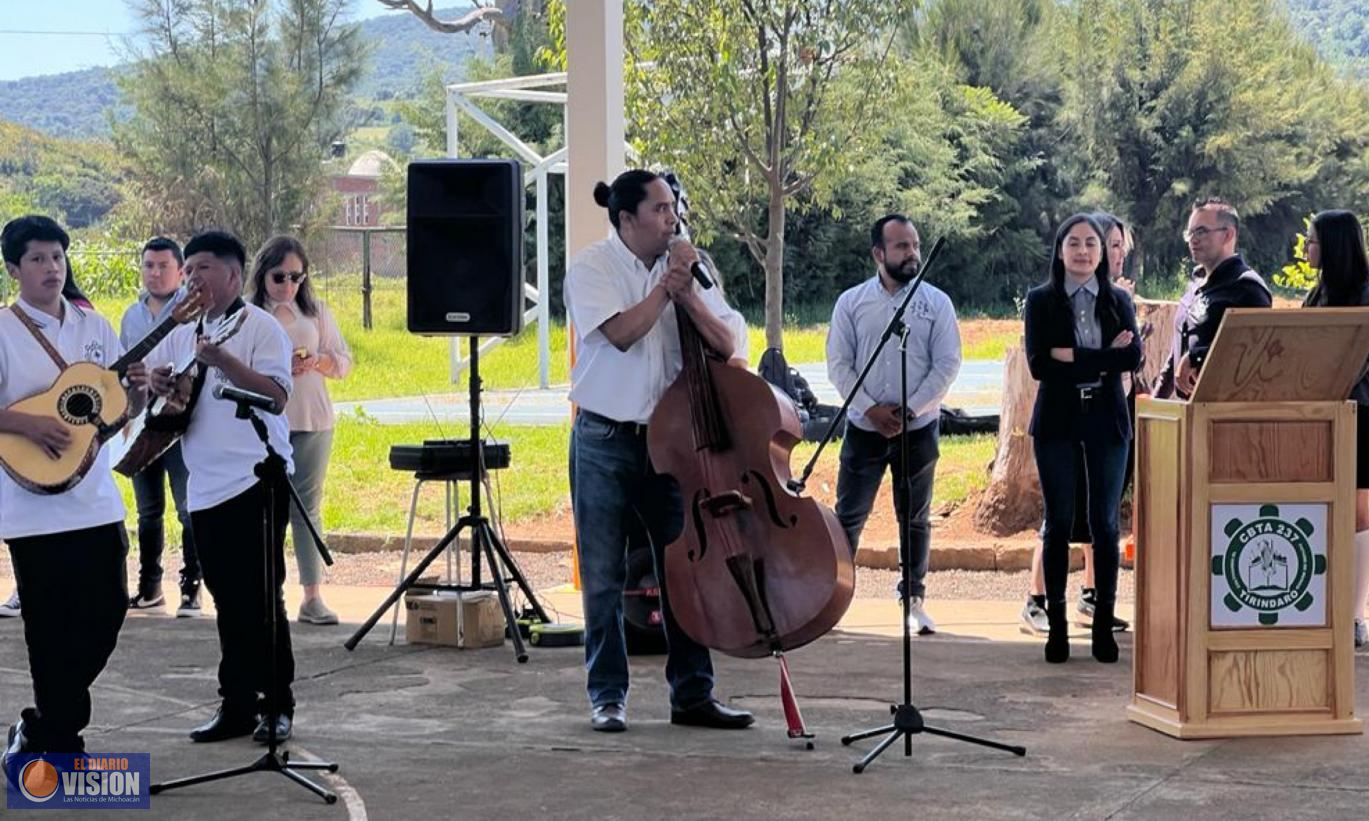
[59,386,101,424]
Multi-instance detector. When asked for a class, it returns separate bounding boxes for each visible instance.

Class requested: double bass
[647,301,855,659]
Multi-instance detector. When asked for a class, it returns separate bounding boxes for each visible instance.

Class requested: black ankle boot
[1091,600,1119,663]
[1045,600,1069,663]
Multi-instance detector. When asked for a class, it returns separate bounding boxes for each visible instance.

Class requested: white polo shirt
[146,303,294,512]
[566,232,747,424]
[0,297,126,540]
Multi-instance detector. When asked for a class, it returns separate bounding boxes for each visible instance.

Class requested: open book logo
[1212,504,1324,626]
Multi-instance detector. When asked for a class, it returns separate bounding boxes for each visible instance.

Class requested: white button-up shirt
[566,231,747,424]
[826,276,962,433]
[0,297,126,539]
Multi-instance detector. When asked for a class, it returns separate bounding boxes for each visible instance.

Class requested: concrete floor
[3,587,1367,820]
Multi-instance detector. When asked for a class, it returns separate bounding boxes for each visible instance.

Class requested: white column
[565,0,625,260]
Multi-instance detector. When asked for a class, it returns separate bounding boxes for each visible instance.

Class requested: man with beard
[826,214,962,634]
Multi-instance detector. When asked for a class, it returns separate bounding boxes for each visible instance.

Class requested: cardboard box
[405,591,505,649]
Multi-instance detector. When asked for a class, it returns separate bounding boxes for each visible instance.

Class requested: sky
[0,0,396,82]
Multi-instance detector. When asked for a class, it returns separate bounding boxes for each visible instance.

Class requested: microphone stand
[151,397,339,804]
[789,237,1026,772]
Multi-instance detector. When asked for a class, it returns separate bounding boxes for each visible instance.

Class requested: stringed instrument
[647,307,855,659]
[112,308,248,478]
[0,290,208,494]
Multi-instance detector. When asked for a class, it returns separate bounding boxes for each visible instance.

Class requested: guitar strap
[9,304,70,371]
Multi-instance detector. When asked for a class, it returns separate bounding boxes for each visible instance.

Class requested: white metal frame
[444,71,634,389]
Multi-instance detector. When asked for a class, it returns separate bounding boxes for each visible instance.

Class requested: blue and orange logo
[6,753,150,810]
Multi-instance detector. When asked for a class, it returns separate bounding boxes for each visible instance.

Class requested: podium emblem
[1211,503,1327,627]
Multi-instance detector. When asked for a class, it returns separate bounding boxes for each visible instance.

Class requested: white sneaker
[906,596,936,636]
[1020,598,1049,636]
[298,597,339,626]
[0,590,18,618]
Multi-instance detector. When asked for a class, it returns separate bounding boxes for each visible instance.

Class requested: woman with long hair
[1023,213,1141,663]
[1302,210,1369,647]
[245,235,352,625]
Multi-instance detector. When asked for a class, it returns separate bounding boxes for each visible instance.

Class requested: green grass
[963,334,1012,361]
[88,278,1002,539]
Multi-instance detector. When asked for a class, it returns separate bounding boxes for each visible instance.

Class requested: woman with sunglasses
[1301,210,1369,648]
[246,235,352,626]
[1023,213,1141,664]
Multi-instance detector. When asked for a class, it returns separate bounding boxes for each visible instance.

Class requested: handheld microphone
[690,261,714,290]
[212,384,276,412]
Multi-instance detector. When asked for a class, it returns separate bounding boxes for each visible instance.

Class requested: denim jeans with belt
[569,410,714,711]
[835,423,939,599]
[1033,422,1129,608]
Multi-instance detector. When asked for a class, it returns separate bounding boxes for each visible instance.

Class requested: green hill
[0,120,124,227]
[1283,0,1369,75]
[0,6,490,140]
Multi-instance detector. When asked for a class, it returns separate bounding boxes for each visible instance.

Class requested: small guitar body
[0,288,207,494]
[113,308,248,477]
[0,362,129,493]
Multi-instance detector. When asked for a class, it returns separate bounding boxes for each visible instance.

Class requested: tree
[114,0,365,250]
[625,0,902,351]
[1055,0,1369,285]
[375,0,513,36]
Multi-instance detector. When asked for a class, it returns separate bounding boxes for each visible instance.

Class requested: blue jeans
[835,423,939,599]
[569,411,714,710]
[288,429,334,587]
[130,442,198,589]
[1033,431,1129,607]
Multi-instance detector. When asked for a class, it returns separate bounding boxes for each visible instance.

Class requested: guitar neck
[110,315,180,376]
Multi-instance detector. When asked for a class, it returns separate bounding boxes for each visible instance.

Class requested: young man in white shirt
[826,215,962,635]
[0,215,136,758]
[565,169,754,733]
[121,236,201,615]
[129,231,298,744]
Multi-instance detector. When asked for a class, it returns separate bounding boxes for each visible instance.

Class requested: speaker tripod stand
[345,337,549,659]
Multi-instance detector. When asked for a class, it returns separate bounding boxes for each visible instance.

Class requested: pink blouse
[268,300,352,432]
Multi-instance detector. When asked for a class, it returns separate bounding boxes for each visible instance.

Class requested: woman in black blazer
[1024,213,1142,664]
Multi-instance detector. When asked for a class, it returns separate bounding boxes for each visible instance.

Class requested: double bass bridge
[700,489,753,517]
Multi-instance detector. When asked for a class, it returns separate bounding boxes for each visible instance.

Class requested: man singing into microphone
[566,169,753,733]
[128,231,299,744]
[826,214,962,635]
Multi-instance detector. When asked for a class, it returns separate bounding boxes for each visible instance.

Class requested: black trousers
[191,480,294,716]
[9,523,129,752]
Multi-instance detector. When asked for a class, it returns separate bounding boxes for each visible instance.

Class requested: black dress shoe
[590,703,627,733]
[670,699,755,729]
[189,706,259,743]
[253,713,292,744]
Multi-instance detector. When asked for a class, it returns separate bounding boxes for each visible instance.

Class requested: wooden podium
[1128,308,1369,738]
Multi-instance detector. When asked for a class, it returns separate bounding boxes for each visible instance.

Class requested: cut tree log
[972,298,1178,536]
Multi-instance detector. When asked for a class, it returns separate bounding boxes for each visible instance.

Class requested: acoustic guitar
[112,308,248,478]
[0,292,208,494]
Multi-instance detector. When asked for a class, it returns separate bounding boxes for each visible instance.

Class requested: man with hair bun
[565,168,754,733]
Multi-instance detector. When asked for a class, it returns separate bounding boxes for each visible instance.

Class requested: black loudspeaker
[407,158,525,336]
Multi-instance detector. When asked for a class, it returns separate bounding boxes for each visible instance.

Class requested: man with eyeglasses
[1170,197,1272,397]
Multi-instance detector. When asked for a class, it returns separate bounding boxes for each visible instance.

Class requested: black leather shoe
[253,713,292,744]
[590,703,627,733]
[670,699,754,729]
[189,706,259,743]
